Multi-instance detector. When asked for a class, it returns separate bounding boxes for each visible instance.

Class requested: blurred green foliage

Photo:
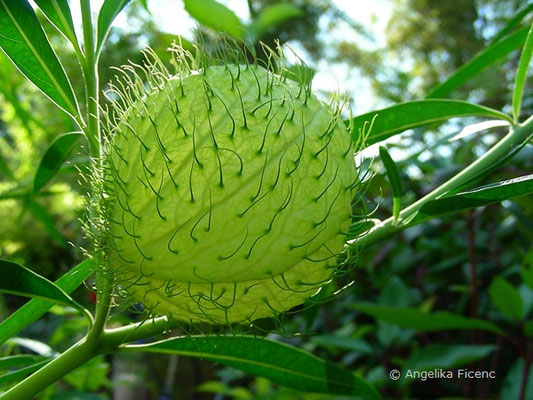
[0,0,532,399]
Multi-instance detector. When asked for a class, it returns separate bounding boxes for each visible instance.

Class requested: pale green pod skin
[105,64,356,323]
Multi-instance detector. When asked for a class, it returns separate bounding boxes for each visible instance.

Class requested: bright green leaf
[350,304,504,334]
[0,355,42,370]
[96,0,132,54]
[0,259,93,346]
[33,132,83,193]
[123,336,380,399]
[410,174,533,225]
[248,4,302,39]
[512,23,533,123]
[0,259,83,310]
[405,344,495,372]
[0,0,78,116]
[426,26,529,99]
[34,0,77,45]
[349,100,511,146]
[0,360,49,386]
[489,277,524,320]
[379,147,403,222]
[183,0,244,39]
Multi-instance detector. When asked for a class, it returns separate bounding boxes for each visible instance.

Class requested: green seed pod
[98,44,357,324]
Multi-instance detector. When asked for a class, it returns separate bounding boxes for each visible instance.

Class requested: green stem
[351,115,533,249]
[0,340,95,400]
[98,316,179,352]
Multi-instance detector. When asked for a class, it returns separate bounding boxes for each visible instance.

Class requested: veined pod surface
[99,45,357,324]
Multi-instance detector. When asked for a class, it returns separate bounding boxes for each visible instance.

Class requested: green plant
[0,1,532,399]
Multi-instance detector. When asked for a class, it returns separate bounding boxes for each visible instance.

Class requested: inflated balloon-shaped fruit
[96,44,357,324]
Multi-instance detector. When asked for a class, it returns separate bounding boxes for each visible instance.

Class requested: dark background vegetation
[1,0,532,399]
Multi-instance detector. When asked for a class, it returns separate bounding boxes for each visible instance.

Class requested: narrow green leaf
[184,0,244,39]
[26,198,67,247]
[350,100,511,145]
[379,147,403,222]
[248,4,302,39]
[0,360,49,386]
[33,132,83,193]
[350,304,504,334]
[411,174,533,225]
[34,0,77,45]
[405,345,495,372]
[0,0,78,116]
[123,336,380,399]
[490,3,533,44]
[513,23,533,123]
[489,277,524,320]
[96,0,132,54]
[426,26,529,99]
[0,259,93,345]
[0,260,82,309]
[0,355,41,370]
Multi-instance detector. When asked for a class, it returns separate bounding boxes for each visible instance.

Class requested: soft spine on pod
[94,42,359,324]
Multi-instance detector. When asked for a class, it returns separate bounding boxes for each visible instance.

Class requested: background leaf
[96,0,132,54]
[123,336,380,399]
[0,0,78,115]
[351,304,504,334]
[34,0,77,45]
[0,259,93,345]
[350,100,511,145]
[404,344,495,372]
[33,132,83,193]
[490,3,533,44]
[512,23,533,122]
[410,175,533,225]
[248,4,302,40]
[489,277,524,320]
[426,26,529,98]
[0,259,82,309]
[379,146,403,221]
[26,198,67,247]
[184,0,244,39]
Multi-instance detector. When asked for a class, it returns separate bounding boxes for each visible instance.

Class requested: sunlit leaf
[0,259,84,311]
[349,100,511,145]
[489,277,523,320]
[512,23,533,122]
[34,0,78,45]
[96,0,132,54]
[0,259,93,345]
[0,0,78,116]
[123,336,380,399]
[410,174,533,224]
[0,355,42,370]
[0,360,49,386]
[248,4,302,40]
[350,304,504,334]
[183,0,244,39]
[426,26,529,98]
[33,132,83,193]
